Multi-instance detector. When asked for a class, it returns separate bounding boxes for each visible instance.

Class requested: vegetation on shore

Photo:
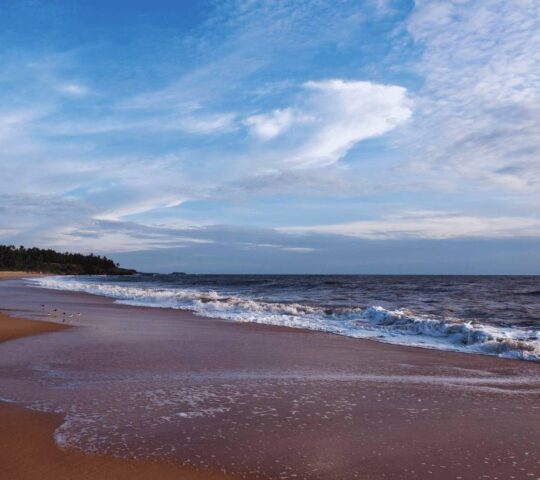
[0,245,135,275]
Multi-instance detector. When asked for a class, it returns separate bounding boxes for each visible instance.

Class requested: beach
[0,273,234,480]
[1,273,539,479]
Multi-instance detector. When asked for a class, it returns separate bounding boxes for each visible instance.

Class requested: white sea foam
[30,276,540,362]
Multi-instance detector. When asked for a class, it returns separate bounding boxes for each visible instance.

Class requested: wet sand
[0,275,539,479]
[0,273,233,480]
[0,402,237,480]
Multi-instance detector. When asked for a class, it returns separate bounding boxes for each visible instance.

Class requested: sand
[0,272,65,342]
[0,311,67,343]
[0,401,237,480]
[0,273,539,479]
[0,272,234,480]
[0,271,42,279]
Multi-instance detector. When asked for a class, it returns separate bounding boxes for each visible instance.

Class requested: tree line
[0,245,135,275]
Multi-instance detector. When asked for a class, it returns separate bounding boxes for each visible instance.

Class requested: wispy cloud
[406,0,540,191]
[243,108,298,140]
[283,211,540,240]
[58,82,91,97]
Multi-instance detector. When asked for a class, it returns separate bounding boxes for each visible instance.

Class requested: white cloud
[95,197,187,222]
[0,109,45,142]
[282,211,540,240]
[239,242,316,253]
[282,247,316,253]
[243,79,411,168]
[243,108,297,140]
[292,80,411,167]
[176,112,237,134]
[59,83,91,97]
[39,111,237,137]
[55,225,213,253]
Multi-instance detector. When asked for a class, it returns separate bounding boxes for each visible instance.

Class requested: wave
[517,290,540,296]
[30,276,540,362]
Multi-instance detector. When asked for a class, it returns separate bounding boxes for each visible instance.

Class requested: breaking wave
[30,276,540,362]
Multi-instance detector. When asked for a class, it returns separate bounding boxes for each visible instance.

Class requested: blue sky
[1,0,540,273]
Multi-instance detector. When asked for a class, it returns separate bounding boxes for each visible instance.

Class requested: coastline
[1,274,540,479]
[0,272,234,480]
[32,274,540,363]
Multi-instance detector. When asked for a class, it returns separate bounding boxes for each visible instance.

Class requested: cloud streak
[283,211,540,240]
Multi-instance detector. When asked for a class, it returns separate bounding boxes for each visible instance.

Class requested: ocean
[32,274,540,362]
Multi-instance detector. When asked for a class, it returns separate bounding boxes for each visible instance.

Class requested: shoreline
[1,274,540,478]
[28,273,538,365]
[0,273,234,480]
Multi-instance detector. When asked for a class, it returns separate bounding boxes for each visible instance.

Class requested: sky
[1,0,540,274]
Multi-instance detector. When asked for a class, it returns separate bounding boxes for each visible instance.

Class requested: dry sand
[0,311,67,344]
[0,271,42,279]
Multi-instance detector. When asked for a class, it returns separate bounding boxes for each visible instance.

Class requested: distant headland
[0,245,135,275]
